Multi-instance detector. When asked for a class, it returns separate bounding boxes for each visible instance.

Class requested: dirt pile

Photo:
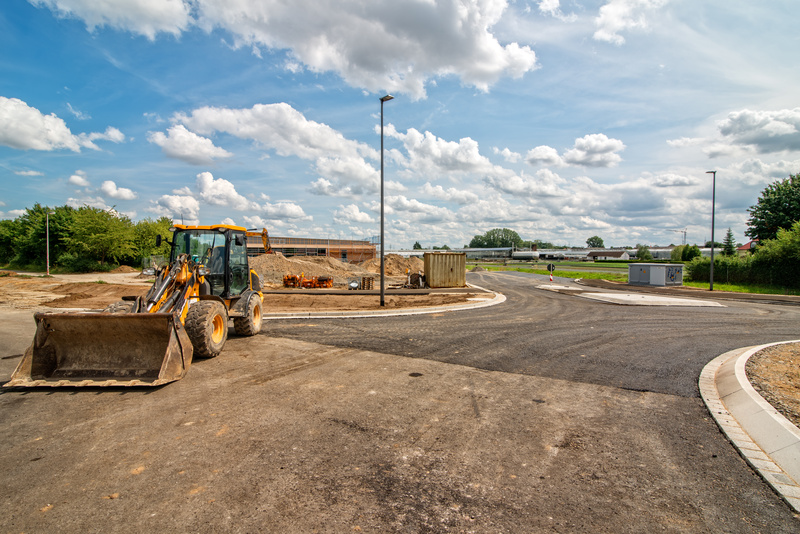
[360,254,424,276]
[250,252,373,288]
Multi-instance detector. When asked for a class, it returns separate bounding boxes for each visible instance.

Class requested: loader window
[172,230,227,296]
[229,233,248,296]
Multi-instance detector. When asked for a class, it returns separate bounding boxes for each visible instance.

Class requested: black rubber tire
[103,300,136,313]
[233,294,263,336]
[185,300,228,358]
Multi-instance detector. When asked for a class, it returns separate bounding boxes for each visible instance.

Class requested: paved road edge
[262,284,505,320]
[700,342,800,512]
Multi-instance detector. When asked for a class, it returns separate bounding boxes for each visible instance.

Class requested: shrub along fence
[686,255,800,289]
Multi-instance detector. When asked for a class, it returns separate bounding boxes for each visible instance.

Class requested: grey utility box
[628,263,683,286]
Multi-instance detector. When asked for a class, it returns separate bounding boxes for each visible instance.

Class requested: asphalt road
[1,271,799,532]
[266,271,800,399]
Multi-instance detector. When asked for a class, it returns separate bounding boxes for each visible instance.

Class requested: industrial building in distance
[247,235,377,263]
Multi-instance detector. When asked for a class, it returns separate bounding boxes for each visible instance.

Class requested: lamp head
[380,95,394,102]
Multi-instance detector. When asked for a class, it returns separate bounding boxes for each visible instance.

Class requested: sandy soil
[0,271,478,312]
[747,342,800,428]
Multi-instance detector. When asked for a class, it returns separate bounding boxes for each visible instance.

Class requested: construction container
[628,263,683,286]
[424,252,466,288]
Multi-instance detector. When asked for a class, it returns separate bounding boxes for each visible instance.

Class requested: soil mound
[470,265,486,272]
[110,265,139,273]
[360,254,424,276]
[249,252,372,288]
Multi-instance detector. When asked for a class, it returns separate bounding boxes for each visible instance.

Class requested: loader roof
[171,224,247,232]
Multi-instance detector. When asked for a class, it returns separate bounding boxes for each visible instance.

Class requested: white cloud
[176,103,375,161]
[66,102,90,120]
[195,171,258,210]
[421,182,480,205]
[538,0,576,22]
[261,200,311,221]
[32,0,192,39]
[593,0,669,45]
[525,145,564,167]
[195,0,537,99]
[147,194,201,224]
[14,170,44,176]
[387,126,498,176]
[562,133,625,167]
[333,204,374,225]
[493,146,521,163]
[386,195,454,223]
[484,168,567,198]
[716,108,800,153]
[68,170,90,187]
[652,173,698,187]
[66,196,111,210]
[148,124,233,164]
[220,217,236,225]
[100,180,138,200]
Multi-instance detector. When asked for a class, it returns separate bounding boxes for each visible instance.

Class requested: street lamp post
[379,94,394,307]
[706,171,716,291]
[46,210,55,276]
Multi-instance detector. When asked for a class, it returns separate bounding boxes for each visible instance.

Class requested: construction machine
[5,224,270,387]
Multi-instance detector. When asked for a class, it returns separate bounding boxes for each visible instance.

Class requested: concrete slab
[579,292,725,307]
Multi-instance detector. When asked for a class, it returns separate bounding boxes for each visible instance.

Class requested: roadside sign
[547,263,555,272]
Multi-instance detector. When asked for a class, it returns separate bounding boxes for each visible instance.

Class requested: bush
[56,252,117,273]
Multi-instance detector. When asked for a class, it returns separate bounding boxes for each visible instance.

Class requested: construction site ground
[2,267,799,532]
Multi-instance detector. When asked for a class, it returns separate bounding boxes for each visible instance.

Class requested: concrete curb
[262,284,505,320]
[700,342,800,512]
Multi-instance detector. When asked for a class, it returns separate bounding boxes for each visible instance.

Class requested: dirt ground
[0,271,478,312]
[747,342,800,428]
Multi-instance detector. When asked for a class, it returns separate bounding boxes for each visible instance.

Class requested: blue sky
[1,0,799,248]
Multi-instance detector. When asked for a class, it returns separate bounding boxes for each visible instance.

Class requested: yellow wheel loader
[5,224,271,387]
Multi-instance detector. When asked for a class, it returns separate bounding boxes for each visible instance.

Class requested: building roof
[587,250,628,258]
[737,240,758,250]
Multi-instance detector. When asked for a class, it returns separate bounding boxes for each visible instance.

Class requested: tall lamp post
[46,210,55,276]
[706,171,716,291]
[379,94,394,307]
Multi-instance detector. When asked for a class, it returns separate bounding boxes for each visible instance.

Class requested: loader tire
[234,294,262,336]
[103,300,135,313]
[186,301,228,358]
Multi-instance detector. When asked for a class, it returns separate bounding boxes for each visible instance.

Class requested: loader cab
[169,225,250,298]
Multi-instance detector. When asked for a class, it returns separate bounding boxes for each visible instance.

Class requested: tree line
[0,204,172,272]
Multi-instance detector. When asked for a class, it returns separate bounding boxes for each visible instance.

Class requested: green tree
[682,244,701,261]
[586,236,604,248]
[66,207,136,266]
[469,228,523,248]
[746,173,800,241]
[670,245,686,261]
[134,217,172,264]
[0,219,20,264]
[636,244,653,261]
[7,204,75,267]
[412,241,422,250]
[722,228,737,256]
[432,244,451,250]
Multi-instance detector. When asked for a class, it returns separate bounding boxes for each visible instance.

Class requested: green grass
[683,281,800,295]
[468,264,628,282]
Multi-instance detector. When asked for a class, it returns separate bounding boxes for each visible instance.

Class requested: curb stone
[700,342,800,513]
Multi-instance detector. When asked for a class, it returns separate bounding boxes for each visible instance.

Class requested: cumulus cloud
[493,147,521,163]
[484,168,567,198]
[32,0,192,39]
[148,124,232,164]
[562,134,625,167]
[147,194,201,224]
[538,0,577,22]
[716,108,800,153]
[176,103,375,161]
[652,173,698,187]
[386,126,501,177]
[525,145,564,167]
[0,97,108,152]
[34,1,537,99]
[421,183,480,205]
[196,171,258,210]
[333,204,374,225]
[66,196,111,210]
[68,171,90,187]
[526,134,625,168]
[593,0,669,45]
[195,0,537,99]
[100,180,138,200]
[15,170,44,176]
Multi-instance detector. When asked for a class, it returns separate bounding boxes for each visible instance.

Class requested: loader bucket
[4,312,193,387]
